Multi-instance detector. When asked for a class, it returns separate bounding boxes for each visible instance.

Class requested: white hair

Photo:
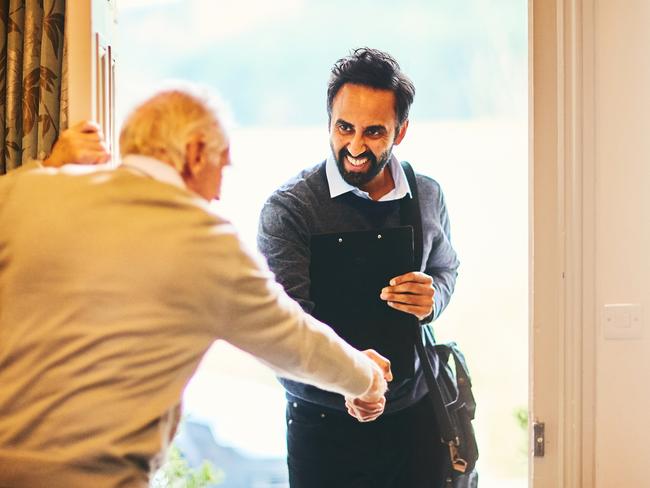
[119,82,231,171]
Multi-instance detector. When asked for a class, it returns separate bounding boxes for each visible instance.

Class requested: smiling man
[258,48,460,487]
[329,82,408,200]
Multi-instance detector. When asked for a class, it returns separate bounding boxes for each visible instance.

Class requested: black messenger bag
[400,161,479,488]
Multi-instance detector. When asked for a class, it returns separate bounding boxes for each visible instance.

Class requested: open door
[66,0,117,156]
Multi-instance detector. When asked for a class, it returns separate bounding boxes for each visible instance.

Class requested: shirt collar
[325,153,412,201]
[121,154,186,190]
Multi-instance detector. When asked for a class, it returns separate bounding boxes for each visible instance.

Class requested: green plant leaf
[150,446,223,488]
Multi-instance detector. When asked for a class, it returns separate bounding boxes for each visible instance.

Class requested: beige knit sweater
[0,162,374,487]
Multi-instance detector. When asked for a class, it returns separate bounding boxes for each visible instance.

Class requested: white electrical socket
[602,303,643,340]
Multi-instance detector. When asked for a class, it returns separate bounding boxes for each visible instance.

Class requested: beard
[332,145,393,188]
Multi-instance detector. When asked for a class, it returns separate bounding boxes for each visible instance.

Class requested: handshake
[345,349,393,423]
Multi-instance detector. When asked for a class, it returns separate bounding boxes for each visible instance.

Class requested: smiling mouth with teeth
[347,155,368,167]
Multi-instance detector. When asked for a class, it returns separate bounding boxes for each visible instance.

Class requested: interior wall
[594,1,650,486]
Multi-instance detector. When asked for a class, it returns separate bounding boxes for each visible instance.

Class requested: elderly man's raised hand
[43,120,111,167]
[345,349,392,423]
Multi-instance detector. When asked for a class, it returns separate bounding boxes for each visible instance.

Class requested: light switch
[603,304,643,340]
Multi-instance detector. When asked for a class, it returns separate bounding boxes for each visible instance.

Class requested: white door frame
[66,0,117,153]
[529,0,596,486]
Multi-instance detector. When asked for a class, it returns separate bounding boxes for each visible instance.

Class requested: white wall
[594,1,650,486]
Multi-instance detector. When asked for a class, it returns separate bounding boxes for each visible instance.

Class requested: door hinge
[533,421,545,457]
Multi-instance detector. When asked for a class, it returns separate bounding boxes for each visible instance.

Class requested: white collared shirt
[120,154,186,190]
[325,153,412,201]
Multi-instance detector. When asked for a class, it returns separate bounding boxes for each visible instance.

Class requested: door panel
[66,0,117,154]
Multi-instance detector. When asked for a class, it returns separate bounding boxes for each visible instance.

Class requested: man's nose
[347,133,366,157]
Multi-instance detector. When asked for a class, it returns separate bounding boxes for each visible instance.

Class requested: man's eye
[366,129,383,137]
[338,124,352,133]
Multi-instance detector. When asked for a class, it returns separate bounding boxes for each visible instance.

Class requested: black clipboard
[309,226,417,381]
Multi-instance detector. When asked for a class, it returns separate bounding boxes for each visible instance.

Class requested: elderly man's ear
[182,134,224,200]
[183,134,208,177]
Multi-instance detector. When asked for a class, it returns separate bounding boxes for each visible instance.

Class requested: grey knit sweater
[258,160,459,413]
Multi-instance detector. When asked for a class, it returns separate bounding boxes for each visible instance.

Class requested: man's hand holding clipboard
[381,271,435,320]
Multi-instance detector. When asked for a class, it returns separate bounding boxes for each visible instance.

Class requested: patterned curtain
[0,0,66,175]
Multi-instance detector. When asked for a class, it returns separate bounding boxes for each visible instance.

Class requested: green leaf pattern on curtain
[0,0,65,174]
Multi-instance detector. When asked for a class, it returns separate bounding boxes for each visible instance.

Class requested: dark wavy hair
[327,47,416,128]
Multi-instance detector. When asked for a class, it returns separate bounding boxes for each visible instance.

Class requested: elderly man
[0,86,390,487]
[258,48,460,487]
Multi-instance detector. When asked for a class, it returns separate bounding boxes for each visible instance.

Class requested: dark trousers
[286,396,448,488]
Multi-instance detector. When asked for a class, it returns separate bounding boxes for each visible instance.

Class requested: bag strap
[401,162,471,476]
[399,162,458,443]
[398,161,423,271]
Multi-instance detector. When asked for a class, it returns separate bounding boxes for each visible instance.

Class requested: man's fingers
[346,408,381,422]
[381,282,434,296]
[45,121,110,167]
[345,397,385,422]
[347,406,383,418]
[348,397,385,411]
[382,273,435,321]
[70,140,111,164]
[66,131,106,146]
[70,148,110,164]
[380,293,434,317]
[386,301,431,319]
[363,349,393,382]
[76,132,105,143]
[388,271,433,286]
[70,120,102,134]
[84,151,111,164]
[345,397,386,410]
[79,140,110,154]
[380,291,431,306]
[380,276,435,320]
